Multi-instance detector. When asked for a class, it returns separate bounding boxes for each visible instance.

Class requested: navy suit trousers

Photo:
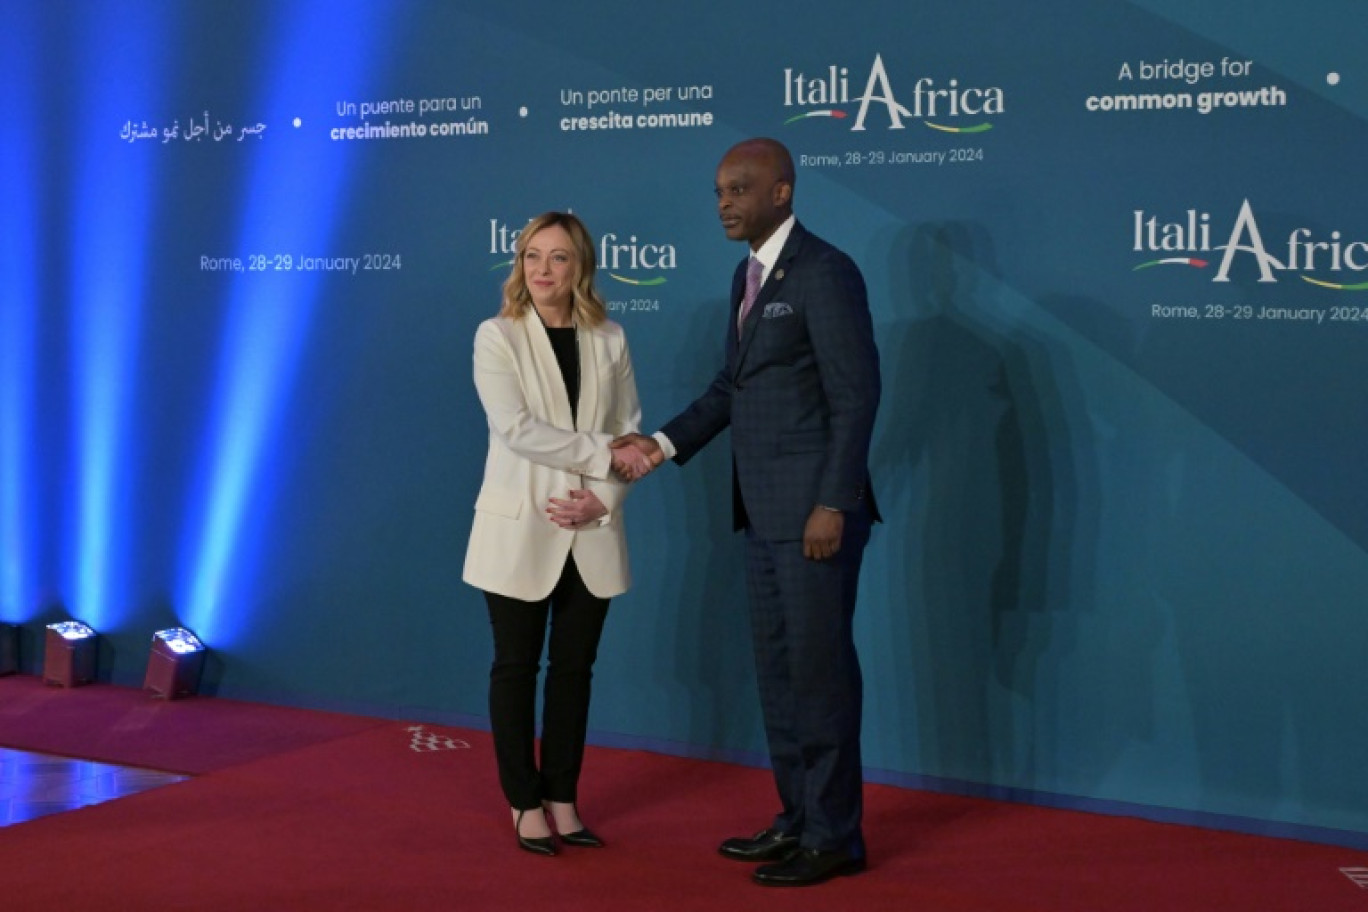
[743,510,871,855]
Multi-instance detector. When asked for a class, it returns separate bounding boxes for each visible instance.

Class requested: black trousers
[484,554,610,811]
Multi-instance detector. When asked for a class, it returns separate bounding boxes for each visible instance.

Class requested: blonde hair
[499,212,607,326]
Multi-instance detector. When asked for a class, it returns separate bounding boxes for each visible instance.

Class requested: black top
[546,325,579,422]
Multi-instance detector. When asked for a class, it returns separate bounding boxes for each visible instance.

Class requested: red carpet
[0,673,385,773]
[2,676,1366,910]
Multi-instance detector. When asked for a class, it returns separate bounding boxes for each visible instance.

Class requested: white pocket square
[762,302,793,318]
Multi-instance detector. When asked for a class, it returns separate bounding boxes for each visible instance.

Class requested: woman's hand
[546,489,608,530]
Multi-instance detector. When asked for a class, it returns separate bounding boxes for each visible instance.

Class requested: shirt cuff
[652,431,677,462]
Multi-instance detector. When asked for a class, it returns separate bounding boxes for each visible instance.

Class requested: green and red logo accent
[1133,257,1209,271]
[783,109,849,124]
[1301,276,1368,290]
[605,273,666,286]
[783,108,993,133]
[1133,257,1368,289]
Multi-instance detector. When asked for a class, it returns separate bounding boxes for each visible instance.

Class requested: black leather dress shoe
[718,827,801,862]
[559,827,605,848]
[752,848,866,886]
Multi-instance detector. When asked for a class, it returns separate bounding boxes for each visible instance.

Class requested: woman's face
[522,224,577,312]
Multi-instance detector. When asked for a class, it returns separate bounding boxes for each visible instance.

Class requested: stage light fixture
[43,620,98,687]
[143,627,206,700]
[1,623,18,676]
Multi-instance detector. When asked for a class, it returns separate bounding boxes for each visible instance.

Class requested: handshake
[609,433,664,482]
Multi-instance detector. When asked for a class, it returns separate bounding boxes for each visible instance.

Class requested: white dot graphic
[293,117,303,127]
[1327,72,1341,86]
[519,106,529,118]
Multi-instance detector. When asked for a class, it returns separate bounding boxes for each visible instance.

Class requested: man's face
[715,152,789,249]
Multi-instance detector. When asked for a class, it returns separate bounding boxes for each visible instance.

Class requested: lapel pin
[774,268,785,281]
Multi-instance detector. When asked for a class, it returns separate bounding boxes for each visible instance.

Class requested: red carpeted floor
[2,675,1366,910]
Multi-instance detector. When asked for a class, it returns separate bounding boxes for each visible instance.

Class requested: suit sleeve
[473,320,614,480]
[807,250,881,511]
[659,366,732,465]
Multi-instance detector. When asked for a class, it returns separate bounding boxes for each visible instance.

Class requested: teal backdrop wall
[2,0,1366,846]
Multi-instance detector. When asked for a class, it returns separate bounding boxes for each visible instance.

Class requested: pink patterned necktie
[737,256,763,336]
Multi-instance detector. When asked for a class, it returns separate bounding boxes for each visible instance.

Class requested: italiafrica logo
[782,53,1002,133]
[489,219,675,287]
[1132,201,1368,289]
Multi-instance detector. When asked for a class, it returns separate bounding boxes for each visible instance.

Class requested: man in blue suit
[614,137,881,887]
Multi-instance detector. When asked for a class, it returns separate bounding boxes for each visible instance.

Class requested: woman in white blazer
[464,211,650,857]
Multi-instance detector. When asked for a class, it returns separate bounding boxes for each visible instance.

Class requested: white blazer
[463,313,641,601]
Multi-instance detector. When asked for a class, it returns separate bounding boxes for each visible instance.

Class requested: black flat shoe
[719,827,800,862]
[515,809,556,857]
[559,827,605,848]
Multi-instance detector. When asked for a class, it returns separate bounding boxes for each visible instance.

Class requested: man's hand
[546,489,608,529]
[610,433,664,481]
[803,508,844,561]
[610,445,653,482]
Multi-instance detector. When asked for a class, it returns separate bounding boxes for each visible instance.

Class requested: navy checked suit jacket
[661,221,881,541]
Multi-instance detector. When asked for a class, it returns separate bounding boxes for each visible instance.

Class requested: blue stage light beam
[178,1,395,643]
[0,7,42,619]
[64,5,173,630]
